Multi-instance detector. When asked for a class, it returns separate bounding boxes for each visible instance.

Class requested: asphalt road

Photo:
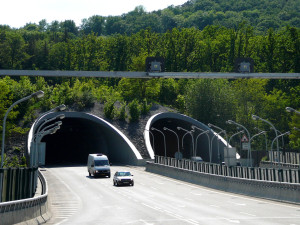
[42,165,300,225]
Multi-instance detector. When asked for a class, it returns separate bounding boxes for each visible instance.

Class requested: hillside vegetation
[1,0,299,34]
[0,0,299,166]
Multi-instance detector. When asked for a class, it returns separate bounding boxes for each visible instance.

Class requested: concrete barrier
[146,161,300,204]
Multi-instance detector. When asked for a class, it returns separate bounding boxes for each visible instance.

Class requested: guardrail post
[291,169,296,183]
[272,168,276,181]
[229,166,233,177]
[287,169,291,183]
[265,168,269,180]
[222,165,226,176]
[243,167,248,178]
[12,168,17,201]
[258,168,262,180]
[236,166,241,178]
[6,168,12,201]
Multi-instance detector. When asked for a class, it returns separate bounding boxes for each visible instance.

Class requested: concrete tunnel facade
[27,111,234,166]
[144,112,231,163]
[27,112,144,166]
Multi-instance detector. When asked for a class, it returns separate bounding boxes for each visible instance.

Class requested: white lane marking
[216,216,240,224]
[191,193,202,196]
[164,209,173,214]
[187,219,199,224]
[142,203,161,211]
[228,201,246,206]
[239,212,256,217]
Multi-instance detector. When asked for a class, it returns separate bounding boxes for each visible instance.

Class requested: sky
[1,0,188,28]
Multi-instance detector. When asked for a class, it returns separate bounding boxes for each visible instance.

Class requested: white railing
[154,155,300,183]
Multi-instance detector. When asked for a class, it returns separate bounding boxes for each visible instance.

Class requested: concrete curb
[15,212,51,225]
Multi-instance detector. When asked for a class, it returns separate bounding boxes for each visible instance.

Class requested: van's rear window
[95,160,109,166]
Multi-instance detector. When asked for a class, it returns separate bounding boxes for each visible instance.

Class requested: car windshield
[95,160,109,166]
[117,172,131,176]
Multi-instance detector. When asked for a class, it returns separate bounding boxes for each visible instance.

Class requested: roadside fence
[267,151,300,165]
[0,169,48,225]
[0,167,38,202]
[155,155,300,183]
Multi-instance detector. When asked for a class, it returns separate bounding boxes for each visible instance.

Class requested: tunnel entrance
[30,112,143,166]
[150,118,210,161]
[42,118,108,164]
[145,112,227,163]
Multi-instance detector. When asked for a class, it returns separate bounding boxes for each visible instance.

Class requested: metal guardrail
[0,170,48,225]
[155,156,300,183]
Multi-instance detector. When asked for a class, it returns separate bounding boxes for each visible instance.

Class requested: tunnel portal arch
[144,112,230,163]
[28,112,143,165]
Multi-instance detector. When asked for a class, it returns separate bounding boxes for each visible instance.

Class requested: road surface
[42,165,300,225]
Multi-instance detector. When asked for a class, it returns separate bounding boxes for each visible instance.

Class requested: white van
[87,153,111,178]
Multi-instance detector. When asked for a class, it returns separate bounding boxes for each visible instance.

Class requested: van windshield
[95,160,109,166]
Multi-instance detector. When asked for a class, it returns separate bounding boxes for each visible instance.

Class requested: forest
[0,0,299,167]
[1,0,300,35]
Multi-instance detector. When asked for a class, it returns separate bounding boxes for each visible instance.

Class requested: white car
[113,171,134,186]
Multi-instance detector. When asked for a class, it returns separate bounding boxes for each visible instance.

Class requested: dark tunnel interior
[41,118,108,165]
[150,118,210,161]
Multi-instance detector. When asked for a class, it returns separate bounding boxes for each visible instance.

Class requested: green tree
[6,31,27,69]
[81,16,105,36]
[185,79,236,127]
[288,113,300,149]
[231,79,267,127]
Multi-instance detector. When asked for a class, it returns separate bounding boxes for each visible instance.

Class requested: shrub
[141,99,152,115]
[104,100,115,119]
[116,101,127,121]
[128,99,141,122]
